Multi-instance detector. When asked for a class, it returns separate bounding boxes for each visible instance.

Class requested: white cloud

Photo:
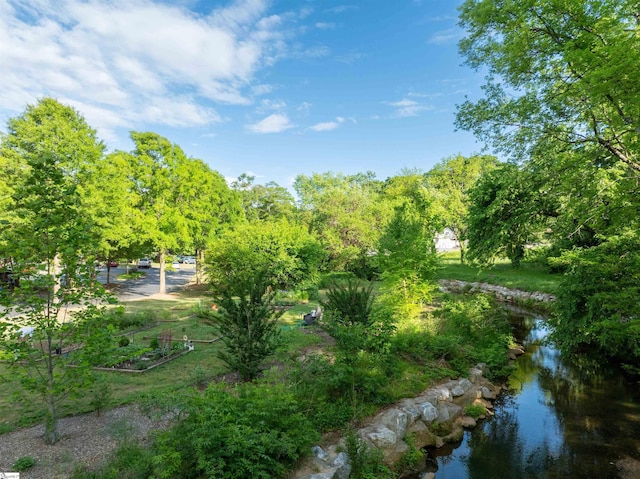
[0,0,291,137]
[251,83,274,96]
[258,99,287,112]
[326,5,358,14]
[309,116,345,132]
[247,113,293,133]
[385,98,432,118]
[297,101,312,114]
[315,22,335,29]
[336,51,365,64]
[428,28,463,45]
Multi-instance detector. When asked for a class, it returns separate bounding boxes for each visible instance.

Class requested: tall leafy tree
[426,154,498,263]
[466,163,544,267]
[206,219,325,293]
[178,158,241,284]
[124,132,192,294]
[378,173,442,317]
[457,0,640,173]
[294,171,390,276]
[231,173,296,222]
[0,98,112,444]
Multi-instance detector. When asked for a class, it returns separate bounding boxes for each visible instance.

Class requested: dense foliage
[457,0,640,368]
[208,274,283,381]
[549,233,640,373]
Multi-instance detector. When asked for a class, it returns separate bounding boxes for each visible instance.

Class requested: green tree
[294,171,390,276]
[178,158,241,284]
[231,173,296,222]
[549,232,640,373]
[426,154,498,263]
[457,0,640,173]
[124,132,192,294]
[0,99,112,444]
[378,174,442,317]
[466,163,543,267]
[208,274,283,381]
[206,218,325,293]
[93,151,149,283]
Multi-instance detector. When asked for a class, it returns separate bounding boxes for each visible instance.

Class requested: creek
[422,308,640,479]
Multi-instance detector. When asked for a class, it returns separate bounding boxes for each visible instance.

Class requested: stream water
[423,309,640,479]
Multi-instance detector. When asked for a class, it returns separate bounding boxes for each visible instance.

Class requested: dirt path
[0,405,169,479]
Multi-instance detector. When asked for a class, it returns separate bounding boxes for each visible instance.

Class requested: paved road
[97,264,196,301]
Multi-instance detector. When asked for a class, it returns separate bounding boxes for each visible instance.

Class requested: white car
[183,256,196,264]
[138,258,152,269]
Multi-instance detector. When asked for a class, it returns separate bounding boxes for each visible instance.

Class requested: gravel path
[0,405,169,478]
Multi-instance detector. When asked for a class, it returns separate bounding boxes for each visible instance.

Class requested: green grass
[116,271,146,280]
[434,251,561,294]
[0,292,327,432]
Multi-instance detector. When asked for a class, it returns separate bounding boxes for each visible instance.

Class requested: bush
[118,336,130,347]
[465,404,488,418]
[71,442,153,479]
[13,456,36,471]
[343,429,394,479]
[549,233,640,371]
[210,274,283,380]
[152,382,318,478]
[317,271,358,289]
[90,377,112,416]
[104,307,155,332]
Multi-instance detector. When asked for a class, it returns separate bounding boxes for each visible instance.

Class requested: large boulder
[437,402,464,422]
[332,452,351,479]
[380,408,409,439]
[407,420,438,448]
[382,439,410,465]
[450,378,473,397]
[417,401,438,423]
[363,426,397,449]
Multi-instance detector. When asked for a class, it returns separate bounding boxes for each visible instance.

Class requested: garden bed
[93,347,192,373]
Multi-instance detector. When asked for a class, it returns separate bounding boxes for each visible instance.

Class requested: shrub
[152,382,318,478]
[394,433,424,476]
[71,442,153,479]
[465,404,488,418]
[210,274,283,381]
[317,271,357,289]
[343,429,394,479]
[118,336,130,347]
[188,365,210,389]
[104,307,155,332]
[13,456,36,471]
[90,377,112,416]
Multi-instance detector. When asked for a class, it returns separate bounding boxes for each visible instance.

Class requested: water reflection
[425,311,640,479]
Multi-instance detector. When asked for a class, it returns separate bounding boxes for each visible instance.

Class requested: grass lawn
[434,251,562,294]
[0,290,326,433]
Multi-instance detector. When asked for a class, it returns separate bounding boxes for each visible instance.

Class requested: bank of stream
[422,308,640,479]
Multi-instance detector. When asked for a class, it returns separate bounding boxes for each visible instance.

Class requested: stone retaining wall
[439,279,555,304]
[294,364,502,479]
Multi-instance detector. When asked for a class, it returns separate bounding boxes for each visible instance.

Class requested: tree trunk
[159,250,166,294]
[195,248,203,285]
[45,343,58,444]
[53,253,61,299]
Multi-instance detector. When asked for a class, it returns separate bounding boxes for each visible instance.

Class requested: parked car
[138,258,152,269]
[183,256,196,264]
[171,260,180,269]
[108,260,118,268]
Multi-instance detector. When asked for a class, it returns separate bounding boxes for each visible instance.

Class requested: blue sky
[0,0,488,187]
